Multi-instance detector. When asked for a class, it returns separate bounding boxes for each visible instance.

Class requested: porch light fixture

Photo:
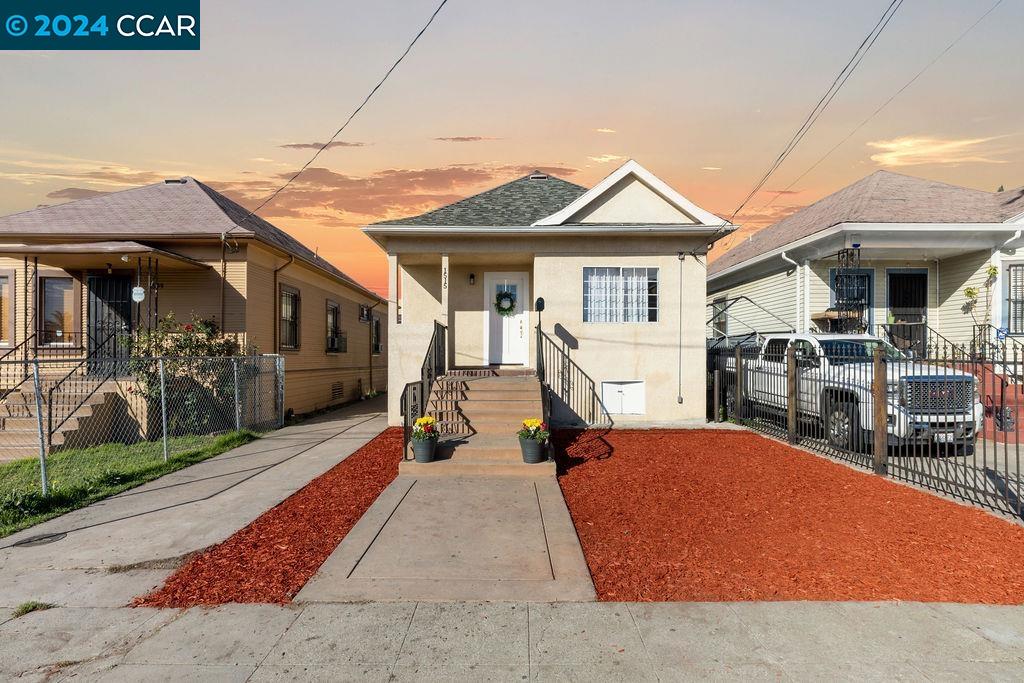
[106,263,112,274]
[469,273,476,285]
[120,254,130,262]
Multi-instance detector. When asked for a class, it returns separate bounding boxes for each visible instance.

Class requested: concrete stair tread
[399,458,554,478]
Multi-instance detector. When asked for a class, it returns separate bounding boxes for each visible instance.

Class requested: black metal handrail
[0,333,38,402]
[46,329,124,441]
[535,326,612,428]
[400,321,447,457]
[706,296,796,336]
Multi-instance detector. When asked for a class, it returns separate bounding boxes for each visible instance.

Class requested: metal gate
[87,275,132,359]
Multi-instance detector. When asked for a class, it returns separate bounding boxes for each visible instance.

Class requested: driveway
[0,398,387,610]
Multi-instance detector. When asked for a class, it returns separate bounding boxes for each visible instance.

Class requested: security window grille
[1009,265,1024,334]
[280,286,300,350]
[326,300,345,353]
[371,315,382,354]
[583,267,658,323]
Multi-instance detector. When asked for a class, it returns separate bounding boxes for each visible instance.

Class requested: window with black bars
[583,267,659,323]
[326,300,346,353]
[1009,265,1024,334]
[371,315,382,354]
[280,286,300,350]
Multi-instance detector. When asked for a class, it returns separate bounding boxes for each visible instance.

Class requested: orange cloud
[279,141,367,150]
[433,136,501,143]
[867,136,1007,167]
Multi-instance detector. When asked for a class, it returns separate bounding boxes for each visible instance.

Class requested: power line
[225,0,451,237]
[702,0,905,248]
[751,0,1004,218]
[727,0,904,224]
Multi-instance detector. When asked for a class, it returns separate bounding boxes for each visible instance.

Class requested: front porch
[393,251,537,371]
[0,241,216,368]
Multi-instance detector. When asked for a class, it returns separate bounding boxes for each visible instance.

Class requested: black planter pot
[412,438,437,463]
[519,437,546,464]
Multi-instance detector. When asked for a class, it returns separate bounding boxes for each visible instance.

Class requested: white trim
[532,159,729,228]
[482,271,530,365]
[709,222,1024,285]
[365,225,726,237]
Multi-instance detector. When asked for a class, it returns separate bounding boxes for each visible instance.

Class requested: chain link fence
[0,355,284,496]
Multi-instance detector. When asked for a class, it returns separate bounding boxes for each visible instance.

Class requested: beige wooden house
[0,177,387,417]
[364,160,735,428]
[708,171,1024,355]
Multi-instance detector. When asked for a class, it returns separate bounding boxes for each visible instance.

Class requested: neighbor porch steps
[401,368,553,478]
[0,381,122,460]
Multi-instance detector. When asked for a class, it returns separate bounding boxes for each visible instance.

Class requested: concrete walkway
[4,601,1024,680]
[297,474,595,602]
[0,398,388,610]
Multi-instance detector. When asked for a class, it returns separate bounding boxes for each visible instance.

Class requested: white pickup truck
[723,333,984,454]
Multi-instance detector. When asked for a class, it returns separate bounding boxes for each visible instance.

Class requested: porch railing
[536,326,612,428]
[400,321,447,457]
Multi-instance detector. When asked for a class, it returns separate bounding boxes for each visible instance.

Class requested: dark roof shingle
[0,177,378,299]
[709,170,1011,276]
[374,172,588,227]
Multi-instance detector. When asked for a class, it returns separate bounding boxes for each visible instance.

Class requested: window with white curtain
[583,267,658,323]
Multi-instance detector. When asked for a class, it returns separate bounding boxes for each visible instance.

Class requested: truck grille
[905,377,973,414]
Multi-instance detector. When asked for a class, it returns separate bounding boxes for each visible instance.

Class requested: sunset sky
[1,0,1021,295]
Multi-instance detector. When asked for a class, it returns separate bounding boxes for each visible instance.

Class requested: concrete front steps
[401,368,554,478]
[0,383,121,461]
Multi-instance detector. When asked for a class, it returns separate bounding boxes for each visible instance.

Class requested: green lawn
[0,431,259,538]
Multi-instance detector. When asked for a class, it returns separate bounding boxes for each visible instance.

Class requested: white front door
[484,272,529,365]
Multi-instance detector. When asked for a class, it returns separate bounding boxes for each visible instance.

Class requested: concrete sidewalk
[4,600,1024,680]
[296,475,596,603]
[0,398,388,610]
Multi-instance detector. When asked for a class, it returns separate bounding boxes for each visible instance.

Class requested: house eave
[708,222,1022,289]
[364,224,735,237]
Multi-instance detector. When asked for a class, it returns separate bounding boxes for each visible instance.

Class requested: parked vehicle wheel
[825,401,860,451]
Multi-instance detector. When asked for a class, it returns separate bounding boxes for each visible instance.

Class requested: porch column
[440,252,453,368]
[387,252,399,328]
[440,253,450,326]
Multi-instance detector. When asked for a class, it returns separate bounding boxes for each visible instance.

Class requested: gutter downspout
[781,252,799,333]
[272,256,295,353]
[220,237,227,332]
[367,300,382,396]
[991,230,1021,331]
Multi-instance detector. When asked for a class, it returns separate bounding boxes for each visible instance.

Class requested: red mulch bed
[135,428,404,607]
[555,428,1024,603]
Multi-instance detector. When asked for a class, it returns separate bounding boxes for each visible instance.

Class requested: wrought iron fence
[709,338,1024,519]
[536,328,612,428]
[0,355,284,495]
[400,321,447,457]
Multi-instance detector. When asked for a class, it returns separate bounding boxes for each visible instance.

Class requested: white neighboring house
[363,160,736,427]
[707,171,1024,355]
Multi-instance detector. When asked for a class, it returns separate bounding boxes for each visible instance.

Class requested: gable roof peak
[533,159,726,227]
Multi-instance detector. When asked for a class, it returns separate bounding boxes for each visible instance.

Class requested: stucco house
[707,171,1024,355]
[0,177,387,416]
[364,160,735,428]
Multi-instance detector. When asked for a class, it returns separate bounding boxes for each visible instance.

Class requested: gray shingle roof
[709,170,1014,276]
[374,172,588,226]
[0,177,379,299]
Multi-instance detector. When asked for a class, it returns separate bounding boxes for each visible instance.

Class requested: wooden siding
[707,268,797,336]
[0,243,387,418]
[936,250,990,345]
[808,259,938,334]
[247,244,388,416]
